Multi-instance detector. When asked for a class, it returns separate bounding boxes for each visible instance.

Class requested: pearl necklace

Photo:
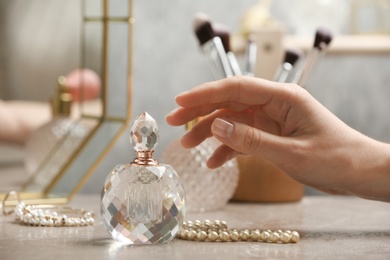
[14,202,95,227]
[177,220,300,244]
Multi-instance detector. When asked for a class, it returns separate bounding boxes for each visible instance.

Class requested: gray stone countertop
[1,195,390,259]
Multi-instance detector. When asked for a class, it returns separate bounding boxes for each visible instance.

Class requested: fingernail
[212,118,234,139]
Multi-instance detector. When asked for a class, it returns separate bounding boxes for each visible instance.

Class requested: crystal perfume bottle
[101,112,186,245]
[24,77,89,180]
[160,119,239,212]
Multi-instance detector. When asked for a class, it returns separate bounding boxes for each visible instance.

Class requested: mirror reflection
[0,0,103,195]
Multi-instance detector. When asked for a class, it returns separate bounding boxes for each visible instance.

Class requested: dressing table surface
[1,195,389,260]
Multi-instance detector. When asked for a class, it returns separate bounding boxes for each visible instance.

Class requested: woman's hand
[166,76,390,202]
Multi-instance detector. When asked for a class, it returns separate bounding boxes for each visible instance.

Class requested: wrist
[345,137,390,202]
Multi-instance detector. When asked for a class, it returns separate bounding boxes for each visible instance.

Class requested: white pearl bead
[208,231,219,241]
[290,231,300,243]
[229,230,239,241]
[240,229,250,241]
[213,220,221,229]
[280,232,292,243]
[89,218,95,225]
[180,229,189,239]
[188,230,197,240]
[17,202,25,209]
[270,231,280,243]
[194,220,201,229]
[260,231,271,241]
[24,213,32,221]
[15,209,22,217]
[66,218,75,226]
[47,219,54,227]
[219,231,230,242]
[80,219,87,226]
[54,219,62,227]
[197,231,207,241]
[250,230,261,241]
[221,221,228,229]
[74,218,81,226]
[61,215,67,222]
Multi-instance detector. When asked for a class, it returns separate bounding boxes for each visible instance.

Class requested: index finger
[175,76,289,108]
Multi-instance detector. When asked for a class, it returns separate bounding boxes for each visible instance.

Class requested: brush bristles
[193,12,210,30]
[284,48,303,66]
[322,31,333,46]
[313,27,333,49]
[193,13,214,45]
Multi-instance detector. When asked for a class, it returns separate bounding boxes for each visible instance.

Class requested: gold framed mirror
[0,0,133,205]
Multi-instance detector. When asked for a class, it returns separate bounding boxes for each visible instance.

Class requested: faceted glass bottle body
[101,163,186,245]
[160,137,239,212]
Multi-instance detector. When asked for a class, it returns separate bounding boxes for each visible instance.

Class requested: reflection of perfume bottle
[24,77,88,179]
[101,112,186,245]
[160,118,239,213]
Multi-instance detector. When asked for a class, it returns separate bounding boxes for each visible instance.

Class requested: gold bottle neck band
[131,151,158,166]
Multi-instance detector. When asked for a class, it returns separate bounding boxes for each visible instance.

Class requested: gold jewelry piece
[2,191,21,216]
[14,202,95,227]
[177,220,300,244]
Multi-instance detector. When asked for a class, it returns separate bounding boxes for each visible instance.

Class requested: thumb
[211,118,292,164]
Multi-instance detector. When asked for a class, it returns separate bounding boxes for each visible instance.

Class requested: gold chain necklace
[177,220,300,244]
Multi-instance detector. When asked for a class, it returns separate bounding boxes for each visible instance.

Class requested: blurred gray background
[1,0,390,195]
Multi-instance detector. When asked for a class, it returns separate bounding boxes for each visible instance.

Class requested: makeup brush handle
[245,40,257,76]
[201,37,233,79]
[227,52,242,76]
[273,63,293,83]
[297,50,320,87]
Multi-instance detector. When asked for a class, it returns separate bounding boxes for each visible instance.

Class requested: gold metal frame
[1,0,133,206]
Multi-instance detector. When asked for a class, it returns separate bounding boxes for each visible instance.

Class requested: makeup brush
[293,27,333,87]
[213,23,242,76]
[193,13,233,79]
[273,48,303,83]
[244,35,257,77]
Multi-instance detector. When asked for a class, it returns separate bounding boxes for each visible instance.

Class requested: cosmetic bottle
[24,77,88,178]
[101,112,186,245]
[160,118,239,213]
[232,156,304,202]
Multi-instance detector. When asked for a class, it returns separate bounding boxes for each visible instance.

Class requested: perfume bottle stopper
[130,112,159,166]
